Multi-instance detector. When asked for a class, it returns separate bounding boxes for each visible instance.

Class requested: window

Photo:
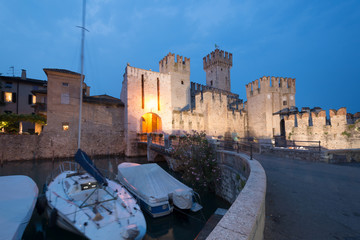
[141,75,144,109]
[5,82,12,88]
[283,101,287,106]
[157,78,160,111]
[210,81,213,86]
[4,92,16,103]
[62,82,69,87]
[33,86,39,90]
[62,123,69,131]
[28,95,36,104]
[181,81,184,85]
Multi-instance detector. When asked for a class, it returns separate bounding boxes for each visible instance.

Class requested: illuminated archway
[140,113,162,133]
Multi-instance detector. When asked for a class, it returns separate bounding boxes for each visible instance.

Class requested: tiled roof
[0,75,46,85]
[83,95,124,106]
[43,68,81,76]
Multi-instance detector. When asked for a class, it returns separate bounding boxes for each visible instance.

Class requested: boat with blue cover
[117,162,202,218]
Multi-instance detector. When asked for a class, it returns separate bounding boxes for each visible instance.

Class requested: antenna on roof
[8,66,15,76]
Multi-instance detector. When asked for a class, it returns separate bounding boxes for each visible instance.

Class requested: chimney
[21,69,26,80]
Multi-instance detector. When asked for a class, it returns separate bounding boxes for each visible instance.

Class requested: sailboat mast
[78,0,86,150]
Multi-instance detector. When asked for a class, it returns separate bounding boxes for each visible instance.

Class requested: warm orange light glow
[146,99,157,111]
[140,113,162,133]
[4,92,12,102]
[62,123,69,131]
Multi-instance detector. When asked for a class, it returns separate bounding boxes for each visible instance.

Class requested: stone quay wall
[0,130,125,162]
[208,151,266,240]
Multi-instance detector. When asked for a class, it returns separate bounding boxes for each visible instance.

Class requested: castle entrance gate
[140,113,162,133]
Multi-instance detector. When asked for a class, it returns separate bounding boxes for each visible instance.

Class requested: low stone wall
[0,131,125,162]
[260,145,323,162]
[207,151,266,240]
[260,145,360,163]
[323,149,360,163]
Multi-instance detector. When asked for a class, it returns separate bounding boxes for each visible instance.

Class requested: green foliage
[341,131,351,138]
[348,124,355,130]
[0,113,46,133]
[0,113,46,125]
[288,132,293,140]
[172,130,220,191]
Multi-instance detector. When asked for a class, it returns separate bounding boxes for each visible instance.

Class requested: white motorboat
[117,162,202,218]
[45,149,146,240]
[0,175,38,240]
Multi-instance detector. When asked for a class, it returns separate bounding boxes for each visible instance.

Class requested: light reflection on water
[0,157,230,240]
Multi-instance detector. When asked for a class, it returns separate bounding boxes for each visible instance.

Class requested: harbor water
[0,157,230,240]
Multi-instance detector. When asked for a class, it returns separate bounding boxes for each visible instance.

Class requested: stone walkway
[255,154,360,240]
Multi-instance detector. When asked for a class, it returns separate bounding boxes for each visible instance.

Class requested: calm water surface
[0,157,230,240]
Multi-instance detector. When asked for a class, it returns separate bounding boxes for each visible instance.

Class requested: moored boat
[0,175,39,240]
[45,149,146,240]
[117,162,202,218]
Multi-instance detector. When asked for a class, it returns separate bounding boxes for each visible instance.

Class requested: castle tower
[246,76,296,138]
[203,49,233,92]
[159,53,190,109]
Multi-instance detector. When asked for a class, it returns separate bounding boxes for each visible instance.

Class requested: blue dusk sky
[1,0,359,114]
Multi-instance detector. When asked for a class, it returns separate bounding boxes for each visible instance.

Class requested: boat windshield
[80,181,98,191]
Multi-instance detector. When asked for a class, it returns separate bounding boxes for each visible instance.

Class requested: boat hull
[45,165,146,240]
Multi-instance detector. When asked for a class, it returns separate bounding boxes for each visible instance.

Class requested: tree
[172,131,220,191]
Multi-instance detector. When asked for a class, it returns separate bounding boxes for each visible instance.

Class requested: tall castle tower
[159,53,190,109]
[203,49,233,92]
[246,76,296,138]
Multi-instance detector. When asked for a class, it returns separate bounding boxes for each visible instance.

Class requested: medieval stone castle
[121,49,359,156]
[1,49,359,160]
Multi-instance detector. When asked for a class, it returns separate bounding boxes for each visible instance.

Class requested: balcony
[32,103,47,114]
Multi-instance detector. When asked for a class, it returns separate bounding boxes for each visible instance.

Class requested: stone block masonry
[207,150,266,240]
[246,76,296,139]
[285,107,360,149]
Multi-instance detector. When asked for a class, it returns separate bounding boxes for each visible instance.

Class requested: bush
[172,130,220,191]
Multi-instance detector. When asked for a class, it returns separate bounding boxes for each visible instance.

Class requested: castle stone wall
[246,76,296,138]
[171,90,247,138]
[285,108,360,149]
[160,53,191,110]
[122,66,173,156]
[203,49,232,92]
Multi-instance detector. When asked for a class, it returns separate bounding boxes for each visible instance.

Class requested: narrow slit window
[141,75,144,109]
[157,78,160,111]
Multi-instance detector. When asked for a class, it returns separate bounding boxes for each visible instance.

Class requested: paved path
[255,154,360,240]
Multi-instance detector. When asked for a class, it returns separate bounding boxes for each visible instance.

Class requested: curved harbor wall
[208,151,266,240]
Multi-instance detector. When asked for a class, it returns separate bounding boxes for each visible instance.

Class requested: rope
[173,208,206,223]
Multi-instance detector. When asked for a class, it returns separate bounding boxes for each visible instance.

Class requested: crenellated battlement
[246,76,296,97]
[190,82,243,112]
[159,52,190,73]
[203,49,233,70]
